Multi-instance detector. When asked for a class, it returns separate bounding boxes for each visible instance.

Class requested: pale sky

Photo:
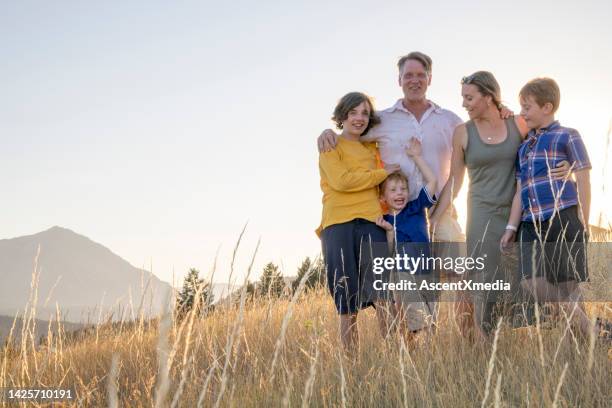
[3,0,612,289]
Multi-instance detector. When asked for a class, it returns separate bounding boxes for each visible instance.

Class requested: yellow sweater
[317,137,388,236]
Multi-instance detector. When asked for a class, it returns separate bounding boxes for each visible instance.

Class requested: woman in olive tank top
[464,117,521,262]
[431,71,569,338]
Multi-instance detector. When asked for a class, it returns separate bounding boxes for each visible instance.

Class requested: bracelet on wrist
[505,224,518,232]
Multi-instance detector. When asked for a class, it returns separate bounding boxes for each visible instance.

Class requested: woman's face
[461,84,490,119]
[341,101,371,137]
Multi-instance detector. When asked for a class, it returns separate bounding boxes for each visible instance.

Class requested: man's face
[398,59,431,103]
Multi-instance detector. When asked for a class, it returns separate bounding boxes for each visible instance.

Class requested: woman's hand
[549,160,571,180]
[376,216,394,232]
[405,138,422,157]
[499,229,516,254]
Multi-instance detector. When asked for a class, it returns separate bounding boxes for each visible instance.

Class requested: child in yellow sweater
[317,92,399,351]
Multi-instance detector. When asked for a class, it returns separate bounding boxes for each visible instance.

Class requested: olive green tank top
[464,118,523,245]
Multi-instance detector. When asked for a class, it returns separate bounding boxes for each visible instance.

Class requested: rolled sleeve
[566,130,591,172]
[514,152,522,181]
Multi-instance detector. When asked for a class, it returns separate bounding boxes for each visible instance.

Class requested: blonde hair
[519,77,561,113]
[380,172,409,195]
[461,71,502,110]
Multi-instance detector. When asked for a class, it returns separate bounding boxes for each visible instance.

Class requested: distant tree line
[232,257,325,304]
[176,257,326,316]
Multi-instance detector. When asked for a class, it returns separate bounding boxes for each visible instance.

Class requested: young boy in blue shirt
[376,138,438,336]
[500,77,594,338]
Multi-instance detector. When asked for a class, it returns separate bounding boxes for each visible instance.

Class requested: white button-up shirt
[361,99,462,201]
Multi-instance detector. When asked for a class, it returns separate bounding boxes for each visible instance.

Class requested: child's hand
[376,216,394,232]
[405,138,422,157]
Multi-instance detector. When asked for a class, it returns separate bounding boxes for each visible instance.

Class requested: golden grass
[1,287,610,407]
[1,230,611,407]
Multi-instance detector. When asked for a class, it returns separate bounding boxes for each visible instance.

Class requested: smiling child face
[341,101,371,137]
[382,178,409,213]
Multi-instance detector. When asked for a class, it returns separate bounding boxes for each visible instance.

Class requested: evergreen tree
[176,268,214,318]
[232,280,256,304]
[292,257,326,293]
[258,262,285,298]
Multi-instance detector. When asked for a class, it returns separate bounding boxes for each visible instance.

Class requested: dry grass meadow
[1,241,611,407]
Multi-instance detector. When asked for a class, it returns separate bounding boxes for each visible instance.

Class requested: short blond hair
[519,77,561,113]
[380,172,409,195]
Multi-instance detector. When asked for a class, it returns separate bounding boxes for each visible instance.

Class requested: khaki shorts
[429,205,465,281]
[429,204,465,242]
[392,271,437,331]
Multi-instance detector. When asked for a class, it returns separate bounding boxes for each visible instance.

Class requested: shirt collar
[384,99,443,114]
[527,120,560,138]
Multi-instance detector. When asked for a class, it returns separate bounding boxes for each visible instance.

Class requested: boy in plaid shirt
[500,77,593,338]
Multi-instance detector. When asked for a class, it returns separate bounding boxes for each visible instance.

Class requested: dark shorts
[518,206,588,284]
[321,219,389,315]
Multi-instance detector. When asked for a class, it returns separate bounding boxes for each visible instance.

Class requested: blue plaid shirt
[516,121,591,222]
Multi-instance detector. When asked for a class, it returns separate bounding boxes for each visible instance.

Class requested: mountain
[0,314,86,346]
[0,226,173,323]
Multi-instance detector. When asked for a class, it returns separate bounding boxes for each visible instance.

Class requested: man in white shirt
[318,51,464,242]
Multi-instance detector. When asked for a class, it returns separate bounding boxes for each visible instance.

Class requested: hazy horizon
[3,1,612,286]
